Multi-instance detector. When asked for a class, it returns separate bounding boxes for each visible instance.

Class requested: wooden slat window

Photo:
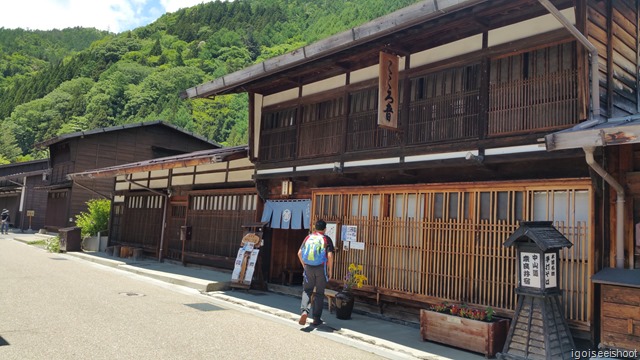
[187,193,257,259]
[51,161,74,184]
[346,87,400,152]
[313,180,592,327]
[489,42,579,135]
[408,64,481,144]
[298,97,345,158]
[120,195,164,249]
[259,107,297,162]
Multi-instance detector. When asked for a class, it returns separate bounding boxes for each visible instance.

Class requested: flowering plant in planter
[428,302,495,322]
[343,263,368,291]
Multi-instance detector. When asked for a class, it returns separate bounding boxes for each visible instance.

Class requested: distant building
[35,121,219,231]
[69,146,257,268]
[0,159,49,231]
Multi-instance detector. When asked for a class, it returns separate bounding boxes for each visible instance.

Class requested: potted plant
[75,199,111,252]
[335,263,367,320]
[420,302,509,358]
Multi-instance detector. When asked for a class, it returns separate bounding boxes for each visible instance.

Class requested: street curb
[118,264,229,292]
[66,252,228,292]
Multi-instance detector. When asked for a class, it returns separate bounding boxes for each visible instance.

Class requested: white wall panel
[228,169,254,182]
[263,88,297,106]
[195,172,226,184]
[411,35,482,68]
[172,175,193,186]
[302,75,346,96]
[489,9,575,47]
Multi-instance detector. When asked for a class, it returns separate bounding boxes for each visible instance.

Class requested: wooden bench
[281,269,303,286]
[311,289,338,313]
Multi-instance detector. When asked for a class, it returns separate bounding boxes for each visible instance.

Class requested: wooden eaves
[184,0,576,99]
[35,120,221,149]
[0,169,48,183]
[67,145,248,180]
[545,114,640,151]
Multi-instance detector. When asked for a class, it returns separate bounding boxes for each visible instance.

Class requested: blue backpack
[301,234,327,266]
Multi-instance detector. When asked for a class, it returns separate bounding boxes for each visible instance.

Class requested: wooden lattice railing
[488,69,579,135]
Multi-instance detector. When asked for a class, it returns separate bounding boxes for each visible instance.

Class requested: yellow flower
[344,263,368,291]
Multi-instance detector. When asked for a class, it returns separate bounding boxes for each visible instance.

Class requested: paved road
[0,238,391,360]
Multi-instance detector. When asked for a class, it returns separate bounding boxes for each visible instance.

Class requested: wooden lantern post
[499,221,576,360]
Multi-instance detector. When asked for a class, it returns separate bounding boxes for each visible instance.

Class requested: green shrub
[75,199,111,239]
[46,236,60,253]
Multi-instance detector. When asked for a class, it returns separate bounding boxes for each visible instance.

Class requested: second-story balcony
[258,41,581,165]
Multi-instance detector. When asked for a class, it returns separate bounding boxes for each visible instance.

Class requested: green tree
[149,38,162,56]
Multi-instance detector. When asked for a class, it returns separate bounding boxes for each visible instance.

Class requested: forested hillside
[0,0,420,164]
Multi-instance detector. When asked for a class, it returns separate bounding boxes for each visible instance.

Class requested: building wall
[47,125,217,229]
[587,0,639,120]
[22,175,48,231]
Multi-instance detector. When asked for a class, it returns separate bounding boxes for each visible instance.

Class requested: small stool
[310,289,338,313]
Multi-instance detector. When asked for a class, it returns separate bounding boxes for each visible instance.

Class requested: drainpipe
[537,0,601,122]
[584,147,625,269]
[124,175,168,262]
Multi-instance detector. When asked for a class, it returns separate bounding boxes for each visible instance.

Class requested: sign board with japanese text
[378,51,399,130]
[544,253,557,288]
[520,252,541,288]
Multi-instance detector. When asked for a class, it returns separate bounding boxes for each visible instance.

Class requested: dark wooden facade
[36,121,219,231]
[69,146,258,269]
[186,0,640,346]
[0,159,49,231]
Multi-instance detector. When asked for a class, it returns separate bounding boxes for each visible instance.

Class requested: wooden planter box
[420,309,510,358]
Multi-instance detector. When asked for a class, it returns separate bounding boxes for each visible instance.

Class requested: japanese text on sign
[544,253,557,288]
[520,252,541,288]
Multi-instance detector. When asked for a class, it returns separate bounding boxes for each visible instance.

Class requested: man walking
[298,219,334,326]
[1,209,10,234]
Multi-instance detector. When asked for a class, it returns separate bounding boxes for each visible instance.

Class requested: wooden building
[0,159,49,231]
[185,0,640,347]
[35,121,219,231]
[68,146,258,269]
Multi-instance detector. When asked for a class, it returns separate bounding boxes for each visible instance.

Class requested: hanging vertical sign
[378,51,399,130]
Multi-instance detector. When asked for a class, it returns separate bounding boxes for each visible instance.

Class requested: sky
[0,0,220,34]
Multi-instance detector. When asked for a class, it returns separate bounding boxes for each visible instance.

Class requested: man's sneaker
[311,319,323,326]
[298,311,308,325]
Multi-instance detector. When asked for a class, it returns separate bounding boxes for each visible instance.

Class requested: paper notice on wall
[350,241,365,250]
[325,223,337,247]
[341,225,357,242]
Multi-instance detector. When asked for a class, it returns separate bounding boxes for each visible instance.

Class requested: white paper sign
[325,223,337,247]
[342,225,358,242]
[544,253,557,288]
[231,248,245,283]
[520,252,541,288]
[243,249,260,285]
